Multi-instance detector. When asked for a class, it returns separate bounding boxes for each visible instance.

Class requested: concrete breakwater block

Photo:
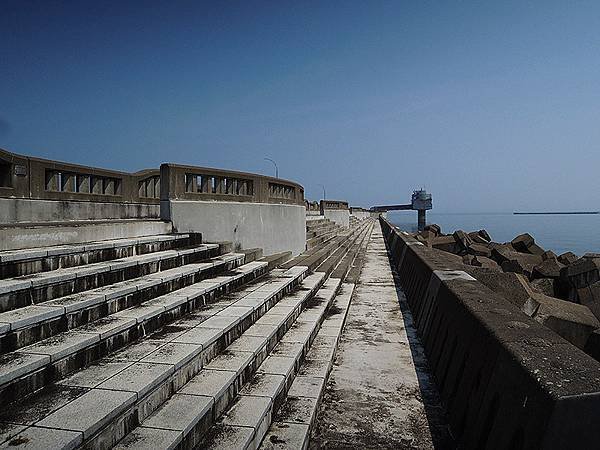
[578,280,600,320]
[559,256,600,302]
[511,232,545,255]
[523,293,600,349]
[532,257,564,279]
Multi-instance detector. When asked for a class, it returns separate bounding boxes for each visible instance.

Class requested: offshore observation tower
[370,189,433,231]
[412,189,433,231]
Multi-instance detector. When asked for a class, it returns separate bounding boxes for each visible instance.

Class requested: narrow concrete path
[310,223,453,449]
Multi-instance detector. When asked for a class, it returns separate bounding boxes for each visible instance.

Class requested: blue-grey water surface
[389,211,600,256]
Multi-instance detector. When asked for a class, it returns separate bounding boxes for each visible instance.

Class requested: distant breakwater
[514,211,599,215]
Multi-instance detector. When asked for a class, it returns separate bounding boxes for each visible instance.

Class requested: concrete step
[306,230,338,251]
[329,220,374,281]
[119,275,338,450]
[0,243,223,313]
[240,249,263,265]
[306,219,335,230]
[0,222,368,449]
[343,222,373,284]
[0,266,309,449]
[0,219,173,252]
[260,283,355,450]
[200,278,347,449]
[288,220,371,273]
[0,233,201,280]
[259,252,292,270]
[286,229,357,272]
[304,219,328,228]
[185,228,365,450]
[313,222,372,277]
[305,223,337,236]
[0,252,248,354]
[0,257,263,404]
[305,223,338,239]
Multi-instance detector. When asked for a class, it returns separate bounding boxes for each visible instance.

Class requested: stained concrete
[310,224,452,449]
[168,200,305,256]
[322,209,350,228]
[0,219,170,251]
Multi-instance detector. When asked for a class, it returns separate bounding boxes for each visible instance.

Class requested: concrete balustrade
[349,206,370,220]
[305,200,321,216]
[160,163,307,256]
[0,147,160,224]
[379,216,600,449]
[320,200,350,228]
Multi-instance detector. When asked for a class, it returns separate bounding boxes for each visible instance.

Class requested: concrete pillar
[418,209,426,231]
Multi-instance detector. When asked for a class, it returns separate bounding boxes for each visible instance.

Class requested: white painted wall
[169,200,306,256]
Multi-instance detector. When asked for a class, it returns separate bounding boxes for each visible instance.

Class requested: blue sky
[1,1,600,212]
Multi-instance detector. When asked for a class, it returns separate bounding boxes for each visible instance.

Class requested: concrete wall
[0,220,172,251]
[0,198,159,224]
[323,209,350,228]
[350,210,370,220]
[169,200,305,256]
[379,217,600,449]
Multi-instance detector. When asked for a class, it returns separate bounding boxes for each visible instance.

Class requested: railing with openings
[0,147,159,204]
[161,163,304,205]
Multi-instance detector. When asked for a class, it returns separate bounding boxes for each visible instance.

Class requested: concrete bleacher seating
[304,218,342,251]
[0,218,375,449]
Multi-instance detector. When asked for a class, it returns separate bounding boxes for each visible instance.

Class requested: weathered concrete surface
[0,220,172,251]
[323,209,350,228]
[168,200,305,256]
[0,198,159,225]
[310,224,452,449]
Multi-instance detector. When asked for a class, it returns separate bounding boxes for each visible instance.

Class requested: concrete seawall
[380,216,600,449]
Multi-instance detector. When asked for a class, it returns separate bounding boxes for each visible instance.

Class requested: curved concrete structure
[160,163,306,256]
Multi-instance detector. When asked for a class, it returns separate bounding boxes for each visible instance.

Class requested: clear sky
[1,1,600,212]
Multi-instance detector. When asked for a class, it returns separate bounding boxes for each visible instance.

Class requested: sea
[388,211,600,257]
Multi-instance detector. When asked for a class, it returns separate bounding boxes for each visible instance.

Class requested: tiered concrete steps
[259,283,355,450]
[115,219,369,450]
[0,233,201,280]
[111,221,372,449]
[305,219,341,251]
[0,235,265,405]
[196,220,373,449]
[259,225,374,449]
[0,220,373,450]
[288,219,370,272]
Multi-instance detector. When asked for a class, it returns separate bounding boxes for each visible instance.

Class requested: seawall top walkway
[310,222,452,448]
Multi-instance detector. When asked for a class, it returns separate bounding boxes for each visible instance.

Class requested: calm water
[389,211,600,256]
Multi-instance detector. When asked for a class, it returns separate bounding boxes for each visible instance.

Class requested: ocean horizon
[389,211,600,256]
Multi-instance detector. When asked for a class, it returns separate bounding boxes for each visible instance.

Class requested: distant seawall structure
[514,211,599,215]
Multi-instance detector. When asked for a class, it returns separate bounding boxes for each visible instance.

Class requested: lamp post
[264,158,278,178]
[317,184,326,200]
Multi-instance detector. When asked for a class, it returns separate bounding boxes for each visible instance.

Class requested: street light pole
[317,184,326,200]
[264,158,278,178]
